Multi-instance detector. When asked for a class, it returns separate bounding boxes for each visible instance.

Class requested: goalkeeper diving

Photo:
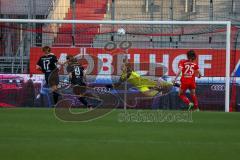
[106,57,179,97]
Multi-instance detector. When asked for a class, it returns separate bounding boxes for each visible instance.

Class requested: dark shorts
[58,84,87,96]
[45,69,59,86]
[71,79,86,86]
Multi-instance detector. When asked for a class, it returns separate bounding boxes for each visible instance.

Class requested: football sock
[191,94,199,109]
[179,94,190,105]
[53,91,59,104]
[78,97,89,107]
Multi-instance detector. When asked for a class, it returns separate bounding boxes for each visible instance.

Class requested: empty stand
[53,0,108,47]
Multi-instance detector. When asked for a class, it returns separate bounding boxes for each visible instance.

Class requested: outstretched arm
[83,69,87,83]
[173,68,182,83]
[36,65,42,71]
[107,56,130,89]
[36,57,43,72]
[196,69,202,78]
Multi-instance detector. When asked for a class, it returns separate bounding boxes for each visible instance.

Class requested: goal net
[0,19,233,112]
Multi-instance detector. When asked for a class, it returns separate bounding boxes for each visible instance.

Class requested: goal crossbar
[0,19,231,25]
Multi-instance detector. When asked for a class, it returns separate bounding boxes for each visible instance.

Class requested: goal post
[0,19,232,112]
[226,22,231,112]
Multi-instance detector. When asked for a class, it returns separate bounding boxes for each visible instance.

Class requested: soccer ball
[117,28,126,36]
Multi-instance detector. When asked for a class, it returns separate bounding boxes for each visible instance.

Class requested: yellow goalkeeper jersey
[121,71,157,92]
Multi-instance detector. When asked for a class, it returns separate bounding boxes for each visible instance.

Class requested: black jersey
[67,64,85,85]
[37,54,58,73]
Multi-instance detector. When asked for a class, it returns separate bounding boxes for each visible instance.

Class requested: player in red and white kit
[173,50,202,111]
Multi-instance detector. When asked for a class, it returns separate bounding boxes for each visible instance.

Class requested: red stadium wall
[30,47,240,77]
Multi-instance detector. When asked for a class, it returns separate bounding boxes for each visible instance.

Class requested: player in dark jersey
[66,55,92,109]
[173,50,202,111]
[66,56,86,86]
[36,46,60,105]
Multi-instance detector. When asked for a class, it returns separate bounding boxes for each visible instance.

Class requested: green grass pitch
[0,108,239,160]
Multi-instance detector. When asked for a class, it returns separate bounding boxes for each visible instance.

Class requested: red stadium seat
[53,0,107,47]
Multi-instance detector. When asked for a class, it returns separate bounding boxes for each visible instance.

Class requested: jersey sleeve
[178,60,184,69]
[52,55,58,63]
